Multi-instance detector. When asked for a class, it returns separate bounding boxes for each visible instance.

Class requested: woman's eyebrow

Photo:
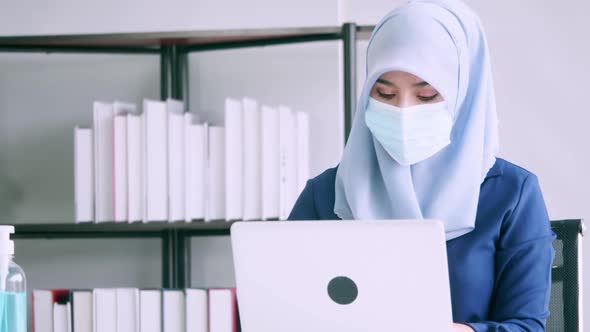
[376,78,396,87]
[376,78,431,87]
[413,81,431,87]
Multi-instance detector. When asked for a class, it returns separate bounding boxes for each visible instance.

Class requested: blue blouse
[288,158,555,332]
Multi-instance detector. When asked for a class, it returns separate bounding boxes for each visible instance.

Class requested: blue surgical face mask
[364,97,453,166]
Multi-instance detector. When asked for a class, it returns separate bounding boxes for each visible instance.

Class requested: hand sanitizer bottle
[0,225,26,332]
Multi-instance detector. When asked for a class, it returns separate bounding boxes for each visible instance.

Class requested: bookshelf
[0,23,374,289]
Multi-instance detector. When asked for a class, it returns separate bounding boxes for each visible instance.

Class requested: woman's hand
[452,323,475,331]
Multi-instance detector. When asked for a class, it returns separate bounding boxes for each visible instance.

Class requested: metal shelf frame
[0,23,370,288]
[8,219,584,290]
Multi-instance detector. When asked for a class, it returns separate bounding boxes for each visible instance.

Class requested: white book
[67,304,72,332]
[113,102,137,223]
[185,289,208,332]
[93,101,114,222]
[127,113,143,223]
[71,290,93,332]
[139,290,162,332]
[167,99,185,222]
[53,303,70,332]
[260,105,280,220]
[113,114,128,222]
[93,288,117,332]
[74,127,94,223]
[143,99,168,222]
[295,111,310,195]
[242,97,261,221]
[190,123,207,220]
[225,98,243,221]
[33,290,53,332]
[209,289,237,332]
[278,106,297,220]
[184,113,194,222]
[287,112,299,216]
[207,126,226,221]
[116,288,139,332]
[163,290,185,332]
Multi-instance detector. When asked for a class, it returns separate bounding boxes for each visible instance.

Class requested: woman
[288,0,555,331]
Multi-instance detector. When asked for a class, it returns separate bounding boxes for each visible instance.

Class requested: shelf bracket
[342,23,357,143]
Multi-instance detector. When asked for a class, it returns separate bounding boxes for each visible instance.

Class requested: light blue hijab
[334,0,499,240]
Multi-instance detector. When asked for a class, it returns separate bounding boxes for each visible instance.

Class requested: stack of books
[74,97,310,223]
[32,287,237,332]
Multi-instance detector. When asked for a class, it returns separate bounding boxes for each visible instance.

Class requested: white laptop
[230,220,453,332]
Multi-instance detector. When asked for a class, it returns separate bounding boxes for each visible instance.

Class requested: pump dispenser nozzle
[0,225,15,291]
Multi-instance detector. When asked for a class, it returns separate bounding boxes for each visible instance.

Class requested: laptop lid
[231,220,452,332]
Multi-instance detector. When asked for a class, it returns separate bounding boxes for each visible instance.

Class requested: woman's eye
[377,91,396,100]
[417,93,439,102]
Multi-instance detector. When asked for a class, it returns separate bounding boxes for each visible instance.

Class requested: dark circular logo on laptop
[327,276,358,305]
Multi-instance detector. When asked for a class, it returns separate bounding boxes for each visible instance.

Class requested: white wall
[0,0,341,35]
[1,0,589,327]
